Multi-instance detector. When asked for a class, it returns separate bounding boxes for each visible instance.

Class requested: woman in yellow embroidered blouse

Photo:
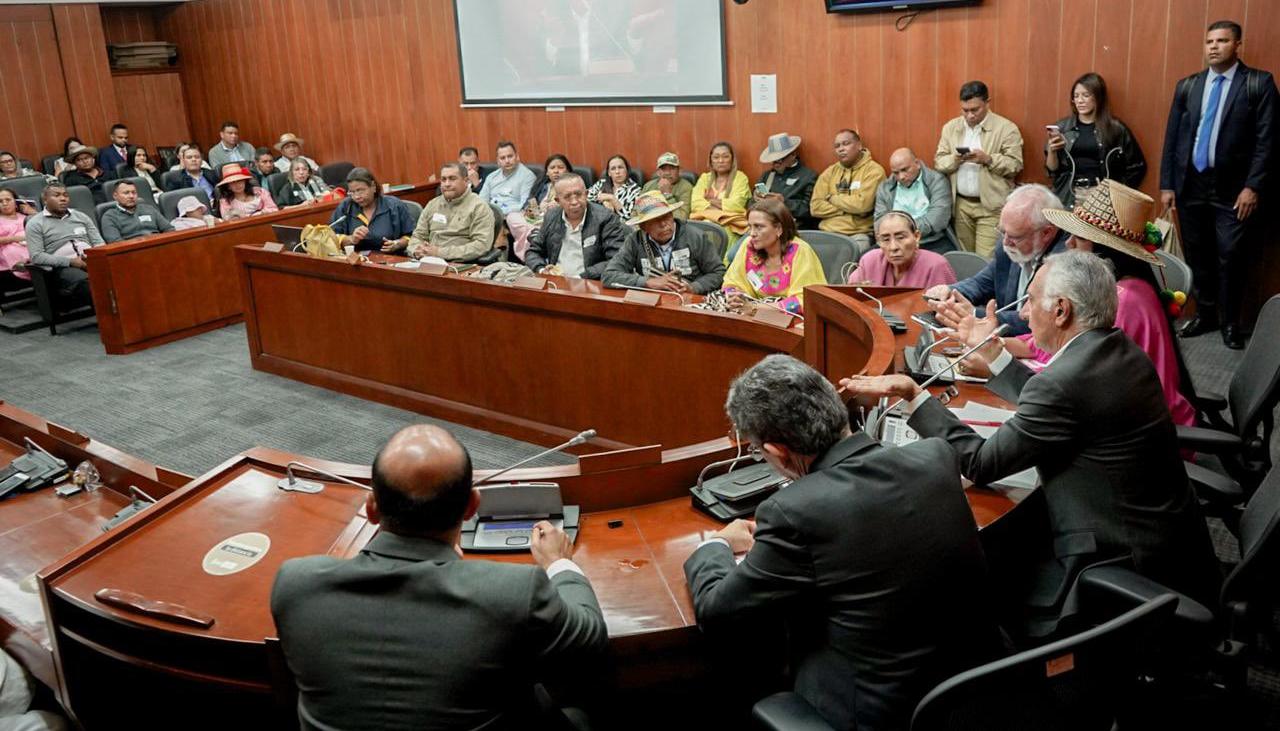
[690,141,751,238]
[723,198,826,315]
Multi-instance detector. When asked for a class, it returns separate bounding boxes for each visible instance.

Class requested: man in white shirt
[524,174,627,279]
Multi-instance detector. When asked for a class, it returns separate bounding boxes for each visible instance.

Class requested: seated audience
[271,424,607,730]
[120,147,161,202]
[689,141,750,238]
[843,250,1220,639]
[723,198,825,315]
[603,191,725,294]
[640,152,693,220]
[924,184,1066,336]
[168,142,213,172]
[811,128,886,256]
[60,142,112,204]
[755,132,818,229]
[207,121,255,169]
[100,179,172,242]
[687,355,1001,731]
[52,137,82,178]
[458,145,483,190]
[272,133,319,173]
[274,159,331,208]
[24,183,104,309]
[251,147,277,188]
[170,195,216,231]
[166,146,219,202]
[216,163,278,220]
[478,140,537,257]
[330,167,415,253]
[874,147,955,253]
[586,155,642,219]
[0,189,32,281]
[398,162,493,261]
[528,154,573,221]
[97,123,133,174]
[1046,72,1146,207]
[958,181,1192,425]
[525,174,626,279]
[847,211,956,288]
[0,151,39,180]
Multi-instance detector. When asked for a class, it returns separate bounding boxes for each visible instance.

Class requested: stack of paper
[948,403,1039,490]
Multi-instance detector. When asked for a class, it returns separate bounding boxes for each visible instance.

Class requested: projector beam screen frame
[452,0,729,108]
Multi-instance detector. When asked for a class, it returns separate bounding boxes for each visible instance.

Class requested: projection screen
[453,0,728,107]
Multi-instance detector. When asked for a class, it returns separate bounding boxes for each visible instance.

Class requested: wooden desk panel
[236,245,805,451]
[86,183,437,354]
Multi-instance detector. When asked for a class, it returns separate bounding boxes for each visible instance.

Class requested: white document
[751,74,777,113]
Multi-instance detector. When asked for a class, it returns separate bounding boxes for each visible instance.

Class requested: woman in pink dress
[846,211,957,288]
[0,189,33,281]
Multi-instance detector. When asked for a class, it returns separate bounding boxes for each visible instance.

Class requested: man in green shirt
[402,163,495,262]
[640,152,693,221]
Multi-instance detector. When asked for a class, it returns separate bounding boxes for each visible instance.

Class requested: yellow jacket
[810,150,886,236]
[690,170,751,234]
[722,236,826,314]
[933,110,1024,212]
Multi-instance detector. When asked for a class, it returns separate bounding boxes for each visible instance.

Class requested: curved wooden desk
[85,183,437,354]
[36,286,1032,728]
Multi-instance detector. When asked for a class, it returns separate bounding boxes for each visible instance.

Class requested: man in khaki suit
[934,81,1024,258]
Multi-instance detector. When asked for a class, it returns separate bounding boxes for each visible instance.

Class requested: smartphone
[753,183,768,196]
[955,146,972,156]
[1045,124,1061,135]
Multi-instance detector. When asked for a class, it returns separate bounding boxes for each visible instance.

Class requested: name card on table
[262,243,285,253]
[513,277,549,290]
[418,261,448,275]
[753,306,797,328]
[623,289,661,306]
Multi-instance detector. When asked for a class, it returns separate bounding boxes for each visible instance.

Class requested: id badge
[583,235,597,249]
[641,259,655,276]
[746,269,765,291]
[671,248,692,275]
[139,214,153,222]
[73,226,87,235]
[431,213,447,224]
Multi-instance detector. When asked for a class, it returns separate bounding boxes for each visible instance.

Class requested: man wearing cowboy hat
[640,152,693,221]
[603,191,724,294]
[756,132,817,229]
[59,142,112,204]
[274,133,319,174]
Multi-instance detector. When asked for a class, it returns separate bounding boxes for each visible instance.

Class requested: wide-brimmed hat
[655,152,680,168]
[274,133,304,152]
[175,195,207,216]
[759,133,801,163]
[1043,180,1162,266]
[64,142,98,164]
[216,163,253,187]
[625,191,684,226]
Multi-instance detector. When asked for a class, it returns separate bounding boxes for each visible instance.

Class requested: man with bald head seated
[874,147,956,253]
[270,425,608,731]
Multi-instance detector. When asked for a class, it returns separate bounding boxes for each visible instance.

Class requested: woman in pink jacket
[846,211,956,289]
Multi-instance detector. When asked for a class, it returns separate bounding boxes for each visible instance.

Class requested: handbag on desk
[299,224,343,258]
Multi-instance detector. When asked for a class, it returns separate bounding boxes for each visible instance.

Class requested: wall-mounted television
[825,0,980,13]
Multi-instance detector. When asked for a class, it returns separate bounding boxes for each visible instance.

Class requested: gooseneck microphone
[855,287,885,315]
[473,429,598,487]
[886,324,1010,411]
[277,461,372,494]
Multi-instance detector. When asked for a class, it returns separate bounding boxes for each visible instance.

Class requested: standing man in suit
[271,424,608,731]
[844,251,1220,640]
[685,355,1000,731]
[1160,20,1277,349]
[97,124,133,176]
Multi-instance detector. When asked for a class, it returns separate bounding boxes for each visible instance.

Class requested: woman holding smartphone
[1045,72,1146,206]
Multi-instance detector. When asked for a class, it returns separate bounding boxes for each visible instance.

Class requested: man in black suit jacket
[97,123,134,175]
[1159,20,1277,348]
[686,355,1001,731]
[271,425,608,731]
[844,251,1220,639]
[524,174,626,279]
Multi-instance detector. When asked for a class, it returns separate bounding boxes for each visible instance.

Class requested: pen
[961,420,1004,428]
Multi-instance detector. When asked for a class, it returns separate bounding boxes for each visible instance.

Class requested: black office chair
[319,161,355,188]
[101,176,156,204]
[684,220,729,263]
[18,159,35,172]
[1178,294,1280,501]
[944,250,988,280]
[41,154,60,176]
[572,165,595,186]
[680,171,697,185]
[628,168,645,187]
[94,202,114,229]
[402,199,423,228]
[0,174,49,204]
[486,202,516,265]
[66,185,96,217]
[799,230,859,285]
[160,169,186,192]
[156,146,178,171]
[28,266,95,336]
[749,595,1179,731]
[477,162,498,181]
[265,172,288,198]
[525,163,546,182]
[158,188,212,220]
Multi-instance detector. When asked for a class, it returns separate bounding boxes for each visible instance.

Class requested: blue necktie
[1194,75,1225,172]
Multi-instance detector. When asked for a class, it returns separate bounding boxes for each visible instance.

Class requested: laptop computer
[461,482,579,552]
[270,225,304,246]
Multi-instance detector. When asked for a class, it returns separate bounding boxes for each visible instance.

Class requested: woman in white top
[586,155,642,219]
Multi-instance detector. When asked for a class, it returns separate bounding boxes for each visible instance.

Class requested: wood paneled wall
[0,5,78,162]
[160,0,1280,197]
[51,3,119,151]
[100,5,161,45]
[112,72,192,152]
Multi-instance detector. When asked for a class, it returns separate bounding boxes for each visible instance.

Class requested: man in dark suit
[271,425,608,731]
[524,174,626,280]
[163,146,219,204]
[97,123,134,176]
[686,355,1001,731]
[1160,19,1277,349]
[924,184,1067,335]
[844,251,1220,639]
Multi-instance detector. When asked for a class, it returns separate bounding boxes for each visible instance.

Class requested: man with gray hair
[924,183,1067,335]
[685,354,1000,730]
[397,162,494,261]
[844,251,1220,640]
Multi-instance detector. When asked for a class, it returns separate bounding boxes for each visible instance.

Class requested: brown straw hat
[1042,180,1162,266]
